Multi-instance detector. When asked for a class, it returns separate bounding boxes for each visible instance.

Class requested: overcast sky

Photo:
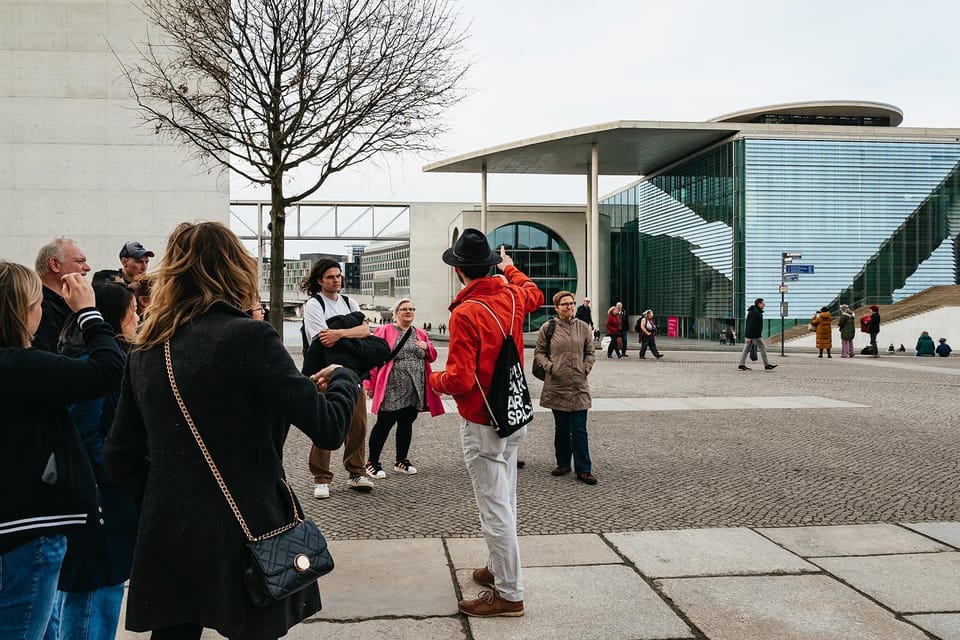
[232,0,960,208]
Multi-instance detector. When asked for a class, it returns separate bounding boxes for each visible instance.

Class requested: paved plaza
[119,345,960,639]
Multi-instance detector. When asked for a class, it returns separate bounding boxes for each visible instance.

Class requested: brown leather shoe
[472,566,495,588]
[458,590,524,617]
[577,472,598,485]
[551,466,571,476]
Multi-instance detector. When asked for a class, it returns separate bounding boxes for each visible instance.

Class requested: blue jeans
[552,410,591,474]
[45,584,124,640]
[0,534,67,640]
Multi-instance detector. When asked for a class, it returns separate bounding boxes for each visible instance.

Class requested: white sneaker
[347,475,374,492]
[365,461,386,479]
[313,483,330,499]
[394,459,418,475]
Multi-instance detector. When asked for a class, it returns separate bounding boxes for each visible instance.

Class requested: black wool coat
[105,303,359,638]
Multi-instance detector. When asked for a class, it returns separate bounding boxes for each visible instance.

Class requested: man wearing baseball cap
[118,241,155,284]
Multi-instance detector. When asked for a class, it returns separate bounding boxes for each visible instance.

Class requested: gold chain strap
[164,341,301,543]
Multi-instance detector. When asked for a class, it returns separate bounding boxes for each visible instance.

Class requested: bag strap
[463,290,518,428]
[388,326,414,360]
[544,319,556,359]
[164,341,301,543]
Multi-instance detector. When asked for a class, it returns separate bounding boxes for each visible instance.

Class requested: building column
[480,165,488,233]
[590,143,600,309]
[585,172,592,301]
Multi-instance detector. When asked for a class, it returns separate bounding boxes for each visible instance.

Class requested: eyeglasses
[557,302,576,307]
[397,307,416,312]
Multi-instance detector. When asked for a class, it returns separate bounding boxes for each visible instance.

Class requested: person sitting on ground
[915,331,936,357]
[936,338,952,357]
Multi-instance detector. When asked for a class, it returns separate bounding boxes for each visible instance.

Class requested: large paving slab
[316,538,458,619]
[758,523,951,557]
[299,618,466,640]
[456,565,692,640]
[905,614,960,640]
[658,574,930,640]
[812,552,960,612]
[445,533,620,569]
[606,528,816,578]
[903,521,960,548]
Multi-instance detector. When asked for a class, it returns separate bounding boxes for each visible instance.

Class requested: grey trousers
[460,419,526,602]
[739,337,769,366]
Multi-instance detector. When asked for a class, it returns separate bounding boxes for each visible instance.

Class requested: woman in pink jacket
[364,298,444,477]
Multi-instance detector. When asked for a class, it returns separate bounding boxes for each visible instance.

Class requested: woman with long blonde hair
[0,262,124,640]
[105,222,360,640]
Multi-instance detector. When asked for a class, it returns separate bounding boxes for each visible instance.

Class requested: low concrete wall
[787,307,960,352]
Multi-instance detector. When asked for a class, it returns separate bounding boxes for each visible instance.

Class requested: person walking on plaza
[916,331,936,356]
[363,298,444,479]
[811,306,833,358]
[837,304,856,358]
[300,258,375,498]
[534,291,597,485]
[0,264,124,640]
[637,309,664,359]
[105,222,359,640]
[605,306,623,358]
[738,298,777,371]
[868,304,881,357]
[430,228,543,618]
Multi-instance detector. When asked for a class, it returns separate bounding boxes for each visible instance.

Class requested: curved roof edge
[710,101,903,127]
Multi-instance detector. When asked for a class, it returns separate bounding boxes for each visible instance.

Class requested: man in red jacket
[430,228,543,618]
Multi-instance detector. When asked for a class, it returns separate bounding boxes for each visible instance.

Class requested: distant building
[358,240,410,301]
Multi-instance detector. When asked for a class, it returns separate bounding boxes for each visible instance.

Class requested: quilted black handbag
[165,342,334,607]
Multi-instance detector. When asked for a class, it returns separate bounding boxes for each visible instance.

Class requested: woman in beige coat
[811,306,833,358]
[534,290,597,485]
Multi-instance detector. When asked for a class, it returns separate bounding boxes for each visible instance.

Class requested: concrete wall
[787,307,960,353]
[408,203,589,330]
[0,0,228,272]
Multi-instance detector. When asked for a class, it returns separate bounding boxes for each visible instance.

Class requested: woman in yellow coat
[811,306,833,358]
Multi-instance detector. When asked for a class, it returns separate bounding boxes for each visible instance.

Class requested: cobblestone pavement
[282,348,960,540]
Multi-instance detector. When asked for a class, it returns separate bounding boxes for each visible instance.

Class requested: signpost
[780,252,803,356]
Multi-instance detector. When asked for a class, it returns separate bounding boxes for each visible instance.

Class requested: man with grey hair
[33,238,91,352]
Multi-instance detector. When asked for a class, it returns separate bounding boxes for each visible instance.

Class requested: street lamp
[780,252,802,356]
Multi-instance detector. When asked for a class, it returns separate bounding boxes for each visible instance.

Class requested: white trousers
[460,419,526,602]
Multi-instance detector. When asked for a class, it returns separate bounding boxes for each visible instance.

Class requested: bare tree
[119,0,468,329]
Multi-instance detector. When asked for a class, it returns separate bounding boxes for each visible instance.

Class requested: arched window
[488,222,578,331]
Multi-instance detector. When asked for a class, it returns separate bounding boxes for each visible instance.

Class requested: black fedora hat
[442,228,502,267]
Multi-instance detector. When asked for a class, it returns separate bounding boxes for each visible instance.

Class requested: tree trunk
[268,181,286,333]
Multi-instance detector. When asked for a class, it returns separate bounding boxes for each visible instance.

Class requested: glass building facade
[488,221,578,330]
[602,137,960,338]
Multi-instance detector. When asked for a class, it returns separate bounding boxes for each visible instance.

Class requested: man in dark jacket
[574,297,593,331]
[738,298,777,371]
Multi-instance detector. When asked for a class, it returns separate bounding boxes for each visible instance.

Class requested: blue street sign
[785,264,814,274]
[783,274,799,282]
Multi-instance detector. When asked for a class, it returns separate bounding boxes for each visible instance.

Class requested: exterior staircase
[769,285,960,344]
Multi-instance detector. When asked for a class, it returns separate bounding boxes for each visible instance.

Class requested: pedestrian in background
[616,302,628,355]
[868,305,881,357]
[636,309,663,360]
[916,331,936,356]
[605,306,623,358]
[574,297,593,332]
[534,291,597,485]
[738,298,777,371]
[936,338,952,357]
[811,306,833,358]
[364,298,444,479]
[837,304,856,358]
